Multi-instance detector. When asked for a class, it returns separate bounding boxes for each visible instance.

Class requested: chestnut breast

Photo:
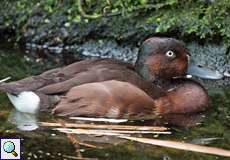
[53,80,156,118]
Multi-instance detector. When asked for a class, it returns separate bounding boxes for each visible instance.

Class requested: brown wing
[37,67,137,94]
[37,58,136,94]
[58,58,134,75]
[0,58,134,94]
[52,80,157,119]
[0,67,63,94]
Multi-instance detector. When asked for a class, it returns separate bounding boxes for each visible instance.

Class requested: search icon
[3,141,18,157]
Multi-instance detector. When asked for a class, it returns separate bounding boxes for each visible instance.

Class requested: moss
[0,0,230,43]
[146,0,230,41]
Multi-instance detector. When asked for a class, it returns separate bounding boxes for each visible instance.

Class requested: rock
[187,42,230,88]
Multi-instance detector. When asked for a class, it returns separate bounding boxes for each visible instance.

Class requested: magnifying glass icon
[3,141,18,157]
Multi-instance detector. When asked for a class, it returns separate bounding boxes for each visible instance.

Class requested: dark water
[0,43,229,160]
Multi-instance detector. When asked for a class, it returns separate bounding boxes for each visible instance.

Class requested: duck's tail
[7,91,41,114]
[0,77,16,94]
[0,77,10,92]
[0,77,25,95]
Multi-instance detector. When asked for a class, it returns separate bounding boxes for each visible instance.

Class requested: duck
[0,37,222,117]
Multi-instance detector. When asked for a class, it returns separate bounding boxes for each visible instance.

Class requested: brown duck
[0,37,222,118]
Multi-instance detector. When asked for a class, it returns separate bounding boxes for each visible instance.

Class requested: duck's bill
[187,59,223,80]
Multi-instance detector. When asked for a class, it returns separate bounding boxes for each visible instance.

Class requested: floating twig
[54,128,171,135]
[40,122,168,131]
[57,120,100,149]
[119,136,230,157]
[56,128,126,136]
[78,142,100,149]
[70,117,128,123]
[58,120,82,158]
[0,77,11,83]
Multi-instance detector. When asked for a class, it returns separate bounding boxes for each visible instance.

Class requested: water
[0,43,229,160]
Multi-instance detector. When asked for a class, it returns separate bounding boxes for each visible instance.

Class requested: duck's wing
[0,59,94,94]
[37,65,140,94]
[37,69,99,94]
[0,59,133,95]
[52,80,157,118]
[58,58,134,75]
[0,67,62,94]
[37,64,166,99]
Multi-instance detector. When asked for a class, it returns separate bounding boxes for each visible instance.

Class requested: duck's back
[0,59,134,94]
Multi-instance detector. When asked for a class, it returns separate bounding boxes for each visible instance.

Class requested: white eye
[165,50,176,59]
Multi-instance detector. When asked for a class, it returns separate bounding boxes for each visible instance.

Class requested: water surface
[0,43,229,160]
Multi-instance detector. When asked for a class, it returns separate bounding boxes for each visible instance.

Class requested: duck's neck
[135,64,152,81]
[134,63,174,100]
[135,62,173,90]
[135,67,172,94]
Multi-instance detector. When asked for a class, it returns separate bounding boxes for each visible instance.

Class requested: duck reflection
[8,109,38,131]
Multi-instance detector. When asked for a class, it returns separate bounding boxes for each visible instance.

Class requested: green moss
[146,0,230,41]
[1,0,230,43]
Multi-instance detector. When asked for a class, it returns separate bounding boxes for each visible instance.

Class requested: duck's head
[135,37,223,81]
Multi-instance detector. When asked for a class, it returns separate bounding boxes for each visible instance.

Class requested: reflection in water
[159,113,206,127]
[189,137,223,145]
[8,109,38,131]
[128,113,206,128]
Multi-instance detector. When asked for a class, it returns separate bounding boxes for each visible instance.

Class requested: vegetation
[1,0,229,43]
